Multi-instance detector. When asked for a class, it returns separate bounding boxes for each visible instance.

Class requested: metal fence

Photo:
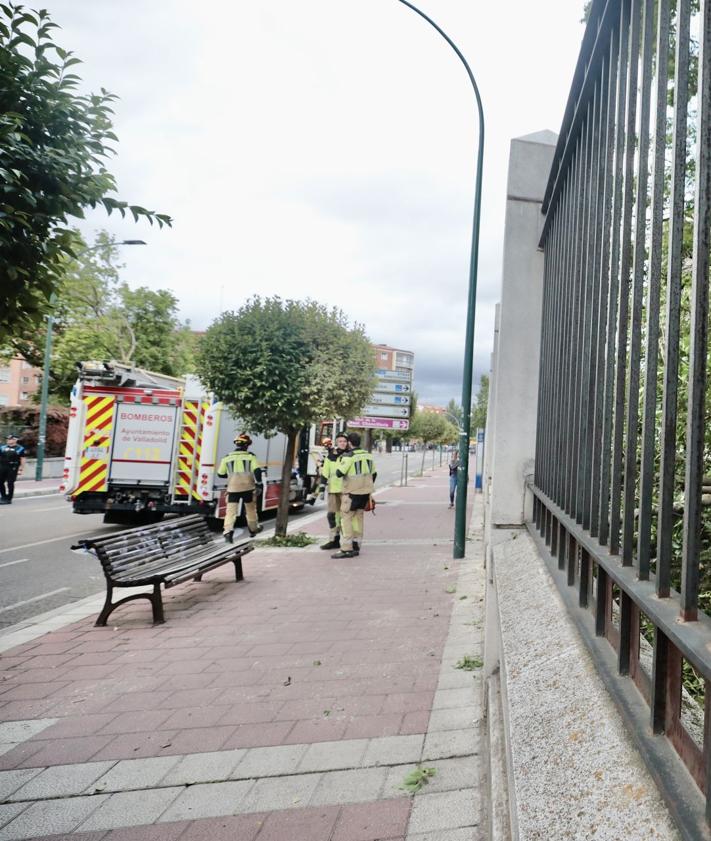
[533,0,711,832]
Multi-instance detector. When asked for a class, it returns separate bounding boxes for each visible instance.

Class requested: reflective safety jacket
[336,448,376,494]
[321,450,344,493]
[217,449,262,492]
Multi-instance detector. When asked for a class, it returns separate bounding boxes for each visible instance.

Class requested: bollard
[404,452,409,486]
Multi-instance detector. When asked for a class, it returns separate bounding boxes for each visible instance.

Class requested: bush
[0,406,68,457]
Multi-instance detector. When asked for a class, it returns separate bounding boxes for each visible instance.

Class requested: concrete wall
[485,130,556,538]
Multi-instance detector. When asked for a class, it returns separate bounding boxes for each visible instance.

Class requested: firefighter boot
[320,536,340,551]
[224,532,234,544]
[331,550,356,559]
[248,525,263,537]
[352,541,360,557]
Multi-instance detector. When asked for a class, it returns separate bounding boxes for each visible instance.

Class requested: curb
[14,489,61,499]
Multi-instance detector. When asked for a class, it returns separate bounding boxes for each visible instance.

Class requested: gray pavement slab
[298,738,368,772]
[422,728,479,761]
[9,760,114,800]
[362,734,423,767]
[310,766,387,805]
[79,787,183,830]
[232,744,308,779]
[159,779,255,822]
[91,756,181,792]
[407,789,480,834]
[0,794,107,840]
[0,769,41,803]
[161,749,246,786]
[240,772,322,812]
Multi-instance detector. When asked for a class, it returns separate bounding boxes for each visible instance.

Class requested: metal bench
[74,514,253,626]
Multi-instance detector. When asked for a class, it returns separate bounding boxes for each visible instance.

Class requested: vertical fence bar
[583,70,605,534]
[638,0,670,581]
[656,0,690,598]
[578,94,598,531]
[622,0,653,568]
[599,3,630,547]
[591,32,618,540]
[681,0,711,622]
[610,0,640,557]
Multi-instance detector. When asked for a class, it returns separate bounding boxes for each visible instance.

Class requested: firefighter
[217,433,264,542]
[331,431,377,559]
[319,433,348,550]
[0,432,26,505]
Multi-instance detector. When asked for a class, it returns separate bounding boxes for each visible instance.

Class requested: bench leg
[95,583,115,627]
[150,583,165,625]
[233,557,243,582]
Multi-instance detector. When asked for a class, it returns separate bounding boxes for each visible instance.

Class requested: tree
[6,231,196,400]
[409,411,450,473]
[472,374,489,431]
[0,4,171,341]
[446,398,463,428]
[196,297,376,536]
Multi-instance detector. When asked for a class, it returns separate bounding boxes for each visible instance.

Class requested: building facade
[0,356,41,408]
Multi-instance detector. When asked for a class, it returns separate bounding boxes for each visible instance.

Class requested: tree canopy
[472,374,489,430]
[196,297,376,534]
[0,4,171,341]
[6,231,196,400]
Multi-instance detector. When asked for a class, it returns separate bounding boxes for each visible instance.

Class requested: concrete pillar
[485,130,557,536]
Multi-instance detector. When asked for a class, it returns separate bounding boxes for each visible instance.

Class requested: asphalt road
[0,450,438,630]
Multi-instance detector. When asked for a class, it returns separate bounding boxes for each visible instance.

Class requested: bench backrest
[79,515,213,578]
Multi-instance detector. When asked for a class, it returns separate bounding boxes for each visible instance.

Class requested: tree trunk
[275,428,298,537]
[421,446,427,474]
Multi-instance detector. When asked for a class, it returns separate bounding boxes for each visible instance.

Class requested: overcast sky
[39,0,585,405]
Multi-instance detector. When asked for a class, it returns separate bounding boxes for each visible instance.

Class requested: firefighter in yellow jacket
[218,433,264,542]
[319,432,348,551]
[331,431,376,559]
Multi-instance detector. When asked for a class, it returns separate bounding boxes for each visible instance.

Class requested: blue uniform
[0,443,26,503]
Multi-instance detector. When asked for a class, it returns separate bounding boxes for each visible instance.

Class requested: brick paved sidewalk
[0,468,486,840]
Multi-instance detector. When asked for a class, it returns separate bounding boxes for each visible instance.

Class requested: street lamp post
[34,239,146,481]
[395,1,484,559]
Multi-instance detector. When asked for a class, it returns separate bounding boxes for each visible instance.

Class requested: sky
[37,0,585,406]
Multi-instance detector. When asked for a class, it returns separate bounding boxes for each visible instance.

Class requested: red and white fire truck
[60,361,319,524]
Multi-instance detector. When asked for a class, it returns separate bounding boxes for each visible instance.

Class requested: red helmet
[234,433,252,446]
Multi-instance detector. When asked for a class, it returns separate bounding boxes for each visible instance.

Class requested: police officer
[319,432,348,551]
[217,433,264,542]
[0,432,26,505]
[331,431,376,559]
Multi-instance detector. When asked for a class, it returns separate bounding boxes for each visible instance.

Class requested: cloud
[35,0,584,404]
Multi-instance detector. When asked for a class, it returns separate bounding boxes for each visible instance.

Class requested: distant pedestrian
[331,432,377,559]
[0,432,26,504]
[448,452,460,508]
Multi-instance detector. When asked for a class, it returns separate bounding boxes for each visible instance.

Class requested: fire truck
[60,361,318,524]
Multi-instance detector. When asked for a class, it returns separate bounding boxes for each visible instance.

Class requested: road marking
[20,505,68,514]
[0,588,69,614]
[0,558,31,570]
[0,530,111,556]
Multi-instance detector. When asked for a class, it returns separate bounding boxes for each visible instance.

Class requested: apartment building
[0,356,41,407]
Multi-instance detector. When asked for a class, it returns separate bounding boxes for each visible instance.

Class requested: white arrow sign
[364,404,410,418]
[369,393,411,406]
[375,381,411,394]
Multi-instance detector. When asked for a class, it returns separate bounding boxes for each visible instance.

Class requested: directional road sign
[348,416,410,430]
[374,381,411,394]
[369,393,410,406]
[364,404,410,418]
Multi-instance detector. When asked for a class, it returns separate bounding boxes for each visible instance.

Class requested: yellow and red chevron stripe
[75,394,115,496]
[192,401,209,499]
[174,401,199,497]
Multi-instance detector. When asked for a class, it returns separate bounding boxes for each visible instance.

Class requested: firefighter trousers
[327,491,342,539]
[340,494,365,552]
[224,490,259,535]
